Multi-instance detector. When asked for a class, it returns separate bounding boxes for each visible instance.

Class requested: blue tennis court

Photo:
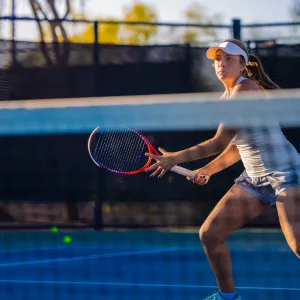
[1,230,299,300]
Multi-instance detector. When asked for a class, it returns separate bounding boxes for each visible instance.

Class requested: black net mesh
[0,92,300,299]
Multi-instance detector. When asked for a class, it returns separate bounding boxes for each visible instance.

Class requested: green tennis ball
[63,236,72,244]
[51,226,58,233]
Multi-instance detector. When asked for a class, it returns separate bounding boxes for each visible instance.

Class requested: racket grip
[170,165,196,178]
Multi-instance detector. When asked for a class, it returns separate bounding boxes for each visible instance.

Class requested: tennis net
[1,90,300,300]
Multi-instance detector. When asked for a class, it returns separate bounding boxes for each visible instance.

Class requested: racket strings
[109,129,124,170]
[126,130,145,169]
[112,130,130,171]
[91,129,149,172]
[120,129,148,171]
[117,130,148,171]
[95,128,114,168]
[100,130,124,170]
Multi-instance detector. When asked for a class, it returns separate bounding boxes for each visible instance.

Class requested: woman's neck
[224,76,243,97]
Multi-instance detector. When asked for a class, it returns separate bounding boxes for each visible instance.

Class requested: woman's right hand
[187,167,212,185]
[145,148,178,178]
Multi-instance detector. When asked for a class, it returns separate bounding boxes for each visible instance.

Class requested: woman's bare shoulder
[238,78,260,91]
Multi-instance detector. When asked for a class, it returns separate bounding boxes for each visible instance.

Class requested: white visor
[206,41,248,63]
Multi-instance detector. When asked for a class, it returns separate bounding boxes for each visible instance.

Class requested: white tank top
[226,77,300,177]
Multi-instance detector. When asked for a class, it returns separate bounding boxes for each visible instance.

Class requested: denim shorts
[234,164,300,206]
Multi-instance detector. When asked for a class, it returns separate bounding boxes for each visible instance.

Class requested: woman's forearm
[174,124,238,164]
[205,144,241,175]
[175,138,224,164]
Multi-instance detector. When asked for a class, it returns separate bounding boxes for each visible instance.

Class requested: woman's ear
[241,62,246,72]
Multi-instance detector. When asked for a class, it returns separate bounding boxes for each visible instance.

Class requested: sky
[0,0,297,41]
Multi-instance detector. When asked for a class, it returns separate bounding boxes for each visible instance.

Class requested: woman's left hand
[187,167,211,185]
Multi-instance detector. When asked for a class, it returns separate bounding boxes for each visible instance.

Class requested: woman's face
[214,50,244,84]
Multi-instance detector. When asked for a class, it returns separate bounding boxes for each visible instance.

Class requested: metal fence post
[93,21,99,65]
[232,18,241,40]
[11,0,17,67]
[92,20,103,230]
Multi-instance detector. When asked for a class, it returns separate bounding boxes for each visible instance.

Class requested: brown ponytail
[223,39,280,90]
[245,53,280,90]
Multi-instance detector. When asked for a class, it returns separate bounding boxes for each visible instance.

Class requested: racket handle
[170,165,196,178]
[170,165,209,182]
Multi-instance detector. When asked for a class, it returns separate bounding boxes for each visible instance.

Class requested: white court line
[0,279,299,291]
[0,247,180,268]
[0,245,291,256]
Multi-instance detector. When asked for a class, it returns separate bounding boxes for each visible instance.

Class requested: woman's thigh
[200,184,267,245]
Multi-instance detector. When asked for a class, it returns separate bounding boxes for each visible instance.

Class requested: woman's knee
[199,224,222,248]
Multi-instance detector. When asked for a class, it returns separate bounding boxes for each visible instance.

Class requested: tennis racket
[87,126,197,179]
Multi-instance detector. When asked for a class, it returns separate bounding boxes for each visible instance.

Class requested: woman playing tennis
[145,39,300,300]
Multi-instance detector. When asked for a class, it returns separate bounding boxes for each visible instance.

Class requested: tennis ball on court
[103,204,111,214]
[50,226,58,233]
[63,236,72,244]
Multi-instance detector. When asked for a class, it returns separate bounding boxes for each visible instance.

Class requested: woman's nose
[219,59,226,67]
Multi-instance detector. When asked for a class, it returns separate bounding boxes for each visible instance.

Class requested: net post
[93,171,105,230]
[232,18,241,40]
[66,194,79,223]
[93,197,103,230]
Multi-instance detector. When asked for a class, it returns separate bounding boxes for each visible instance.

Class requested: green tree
[40,1,158,45]
[180,3,223,44]
[98,19,122,44]
[122,2,158,44]
[66,1,158,45]
[63,16,122,44]
[17,1,158,68]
